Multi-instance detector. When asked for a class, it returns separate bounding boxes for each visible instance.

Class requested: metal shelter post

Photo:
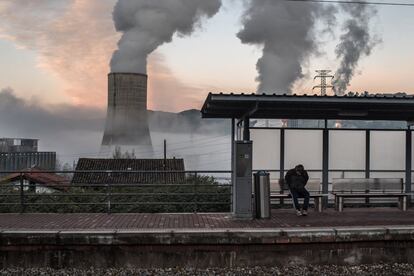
[280,128,285,181]
[243,117,250,140]
[231,118,235,213]
[322,122,329,207]
[365,130,371,179]
[406,127,412,205]
[280,128,286,205]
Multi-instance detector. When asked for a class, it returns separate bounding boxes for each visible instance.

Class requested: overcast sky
[0,0,413,113]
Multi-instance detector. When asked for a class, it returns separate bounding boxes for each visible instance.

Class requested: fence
[0,170,232,213]
[1,169,412,213]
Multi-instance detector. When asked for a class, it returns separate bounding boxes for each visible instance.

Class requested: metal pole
[280,128,285,205]
[243,117,250,141]
[163,139,167,184]
[365,130,371,204]
[236,120,242,140]
[19,172,25,213]
[164,139,167,164]
[231,118,235,213]
[365,130,370,179]
[406,127,412,205]
[280,128,285,180]
[322,127,329,207]
[194,172,198,213]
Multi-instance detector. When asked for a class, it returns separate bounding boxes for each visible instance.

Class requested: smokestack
[101,73,151,147]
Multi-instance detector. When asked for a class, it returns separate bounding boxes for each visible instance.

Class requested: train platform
[1,209,414,268]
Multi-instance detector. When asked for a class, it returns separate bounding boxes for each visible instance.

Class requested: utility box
[254,171,271,219]
[232,140,253,219]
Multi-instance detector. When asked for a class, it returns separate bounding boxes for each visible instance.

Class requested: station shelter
[201,93,414,218]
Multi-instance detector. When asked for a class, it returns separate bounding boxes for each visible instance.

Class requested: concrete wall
[1,227,414,269]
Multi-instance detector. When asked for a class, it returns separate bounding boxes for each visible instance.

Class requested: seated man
[285,164,310,216]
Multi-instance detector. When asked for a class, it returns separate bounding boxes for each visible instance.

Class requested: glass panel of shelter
[250,125,412,198]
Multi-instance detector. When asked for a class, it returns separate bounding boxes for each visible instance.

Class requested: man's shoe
[301,210,308,216]
[296,210,302,216]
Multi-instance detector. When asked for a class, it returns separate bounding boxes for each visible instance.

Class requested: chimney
[101,73,152,146]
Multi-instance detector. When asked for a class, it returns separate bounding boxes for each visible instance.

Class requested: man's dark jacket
[284,169,309,190]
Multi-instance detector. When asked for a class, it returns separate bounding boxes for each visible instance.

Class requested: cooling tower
[101,73,152,147]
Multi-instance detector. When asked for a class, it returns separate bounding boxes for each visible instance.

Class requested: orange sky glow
[0,0,413,113]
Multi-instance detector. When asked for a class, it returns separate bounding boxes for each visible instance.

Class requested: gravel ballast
[0,263,414,276]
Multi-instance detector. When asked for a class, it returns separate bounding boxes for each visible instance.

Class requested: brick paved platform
[0,208,413,230]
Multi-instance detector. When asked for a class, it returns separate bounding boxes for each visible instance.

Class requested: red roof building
[0,168,69,193]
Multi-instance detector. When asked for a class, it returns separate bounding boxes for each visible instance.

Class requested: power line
[286,0,414,6]
[174,150,230,158]
[166,141,230,153]
[55,134,231,157]
[152,133,230,147]
[192,158,232,167]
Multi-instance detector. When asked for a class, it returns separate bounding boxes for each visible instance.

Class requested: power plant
[101,73,152,154]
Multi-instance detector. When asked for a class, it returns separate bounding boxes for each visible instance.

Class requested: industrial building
[0,138,56,172]
[101,73,152,153]
[0,138,38,152]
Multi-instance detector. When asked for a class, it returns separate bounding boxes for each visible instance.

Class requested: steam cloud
[0,87,105,163]
[110,0,222,73]
[333,3,379,95]
[237,0,336,94]
[0,0,118,106]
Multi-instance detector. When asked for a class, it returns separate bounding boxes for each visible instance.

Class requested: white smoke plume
[0,0,118,106]
[237,0,336,94]
[110,0,222,73]
[333,3,379,95]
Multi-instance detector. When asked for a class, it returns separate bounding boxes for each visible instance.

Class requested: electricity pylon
[312,70,334,96]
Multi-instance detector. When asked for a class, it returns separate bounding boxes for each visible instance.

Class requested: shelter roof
[201,93,414,121]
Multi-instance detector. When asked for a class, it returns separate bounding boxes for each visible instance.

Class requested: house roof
[71,158,186,184]
[201,93,414,121]
[0,168,69,191]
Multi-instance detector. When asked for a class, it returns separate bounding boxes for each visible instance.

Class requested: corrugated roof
[201,93,414,121]
[71,158,186,184]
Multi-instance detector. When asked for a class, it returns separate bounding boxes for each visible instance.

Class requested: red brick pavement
[0,208,413,230]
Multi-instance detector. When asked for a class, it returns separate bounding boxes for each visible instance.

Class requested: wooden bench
[332,178,408,212]
[270,179,324,212]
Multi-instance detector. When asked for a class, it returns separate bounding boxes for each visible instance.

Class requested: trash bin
[254,171,270,219]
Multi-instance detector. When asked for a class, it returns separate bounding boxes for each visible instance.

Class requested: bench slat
[270,194,324,198]
[333,193,406,197]
[332,178,406,212]
[332,178,403,193]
